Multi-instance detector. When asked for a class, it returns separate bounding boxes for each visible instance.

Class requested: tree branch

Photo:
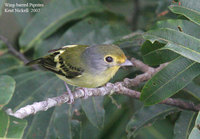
[123,58,168,87]
[6,58,200,119]
[0,35,40,70]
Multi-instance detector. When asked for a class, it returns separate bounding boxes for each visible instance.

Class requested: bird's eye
[105,56,113,63]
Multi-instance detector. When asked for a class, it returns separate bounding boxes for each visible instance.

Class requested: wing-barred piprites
[55,54,84,79]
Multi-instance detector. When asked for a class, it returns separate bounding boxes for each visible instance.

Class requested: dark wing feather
[56,55,84,78]
[26,45,87,79]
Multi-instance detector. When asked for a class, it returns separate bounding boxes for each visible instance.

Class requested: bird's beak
[120,59,133,66]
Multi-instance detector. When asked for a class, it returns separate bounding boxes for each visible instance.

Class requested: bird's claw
[66,92,75,104]
[64,82,74,104]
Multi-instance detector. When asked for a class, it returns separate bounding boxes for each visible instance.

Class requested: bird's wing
[27,45,88,79]
[55,45,88,78]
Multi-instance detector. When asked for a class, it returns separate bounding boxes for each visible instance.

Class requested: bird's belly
[56,66,120,88]
[56,74,109,88]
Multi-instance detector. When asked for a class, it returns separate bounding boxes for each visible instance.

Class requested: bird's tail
[26,56,58,74]
[26,58,42,66]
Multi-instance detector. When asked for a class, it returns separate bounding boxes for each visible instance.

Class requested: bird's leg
[64,82,74,104]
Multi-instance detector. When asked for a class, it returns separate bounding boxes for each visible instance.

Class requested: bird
[26,44,133,103]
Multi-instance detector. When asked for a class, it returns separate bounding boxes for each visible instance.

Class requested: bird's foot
[65,91,74,104]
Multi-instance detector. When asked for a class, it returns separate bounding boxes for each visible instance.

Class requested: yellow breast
[56,66,120,88]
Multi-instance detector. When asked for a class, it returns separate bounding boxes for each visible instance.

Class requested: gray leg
[64,82,74,104]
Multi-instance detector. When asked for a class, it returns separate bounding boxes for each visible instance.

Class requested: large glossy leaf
[7,71,58,110]
[19,0,104,51]
[0,110,27,139]
[0,54,30,76]
[169,0,200,26]
[55,17,131,48]
[82,97,105,129]
[189,112,200,139]
[52,104,82,139]
[24,103,82,139]
[141,40,178,66]
[0,72,27,139]
[138,119,173,139]
[100,95,134,139]
[0,75,15,109]
[154,19,200,39]
[174,111,196,139]
[144,28,200,64]
[184,82,200,101]
[126,104,179,138]
[34,30,64,58]
[142,19,200,66]
[141,56,200,105]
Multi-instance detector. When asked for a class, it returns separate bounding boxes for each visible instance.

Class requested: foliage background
[0,0,200,139]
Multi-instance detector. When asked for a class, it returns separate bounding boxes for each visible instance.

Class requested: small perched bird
[26,44,133,102]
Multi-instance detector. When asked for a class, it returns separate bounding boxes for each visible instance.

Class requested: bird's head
[82,44,133,73]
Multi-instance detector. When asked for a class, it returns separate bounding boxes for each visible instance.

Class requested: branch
[123,58,168,87]
[6,58,200,119]
[0,35,40,70]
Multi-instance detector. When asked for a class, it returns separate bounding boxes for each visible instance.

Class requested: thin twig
[0,35,40,70]
[6,58,200,119]
[123,58,168,87]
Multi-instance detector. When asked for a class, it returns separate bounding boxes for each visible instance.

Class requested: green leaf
[141,40,178,66]
[114,32,144,48]
[137,119,174,139]
[0,110,27,139]
[143,19,200,65]
[19,0,104,51]
[0,75,15,109]
[189,112,200,139]
[138,120,173,139]
[24,107,56,139]
[6,71,57,109]
[169,0,200,26]
[56,17,131,47]
[0,0,6,16]
[126,104,179,138]
[24,103,82,139]
[174,111,196,139]
[154,19,200,39]
[144,28,200,64]
[184,82,200,101]
[141,56,200,105]
[53,104,82,139]
[81,97,105,129]
[0,54,30,76]
[34,30,64,58]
